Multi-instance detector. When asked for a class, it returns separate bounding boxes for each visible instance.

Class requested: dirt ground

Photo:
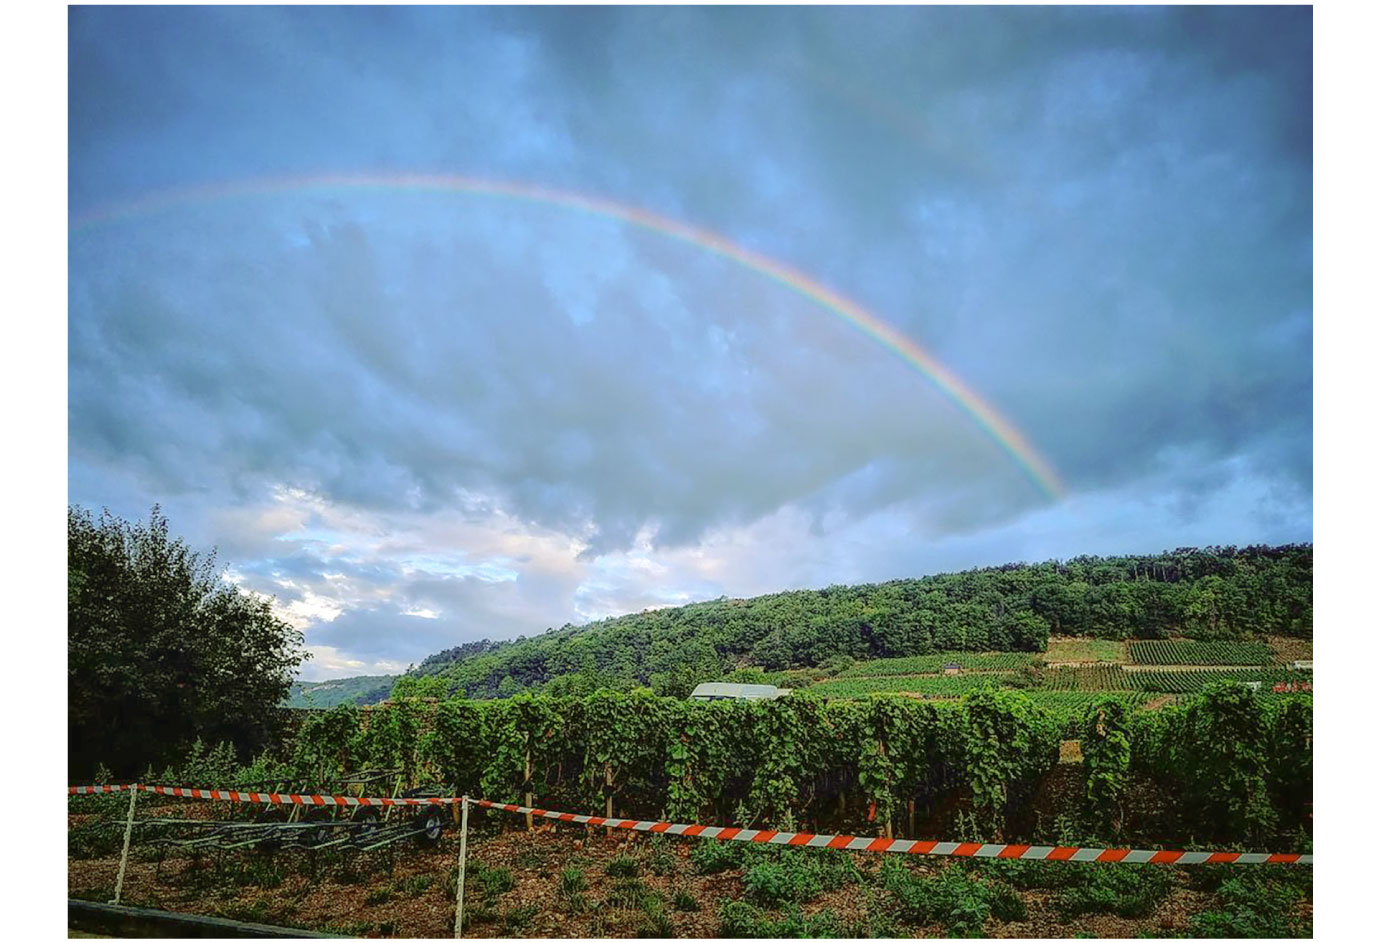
[67,815,1310,939]
[1266,636,1313,664]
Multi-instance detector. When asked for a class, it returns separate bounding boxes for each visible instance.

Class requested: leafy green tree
[68,506,307,779]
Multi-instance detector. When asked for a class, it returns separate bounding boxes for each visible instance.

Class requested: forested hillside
[402,545,1310,700]
[287,675,395,709]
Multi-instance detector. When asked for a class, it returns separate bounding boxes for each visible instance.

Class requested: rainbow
[70,172,1064,499]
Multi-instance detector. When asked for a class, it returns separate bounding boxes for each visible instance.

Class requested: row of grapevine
[1013,691,1153,738]
[258,684,1310,848]
[1128,668,1310,695]
[1127,640,1273,666]
[278,688,1059,840]
[804,673,1026,698]
[1041,665,1134,690]
[837,651,1038,677]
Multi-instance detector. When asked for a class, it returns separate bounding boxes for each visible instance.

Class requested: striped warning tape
[68,784,462,807]
[68,787,1311,863]
[68,784,136,795]
[470,799,1312,865]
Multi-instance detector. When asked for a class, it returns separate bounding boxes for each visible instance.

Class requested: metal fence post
[452,796,470,938]
[109,785,140,905]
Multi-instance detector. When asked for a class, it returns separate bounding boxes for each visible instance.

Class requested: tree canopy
[410,545,1311,700]
[68,505,307,778]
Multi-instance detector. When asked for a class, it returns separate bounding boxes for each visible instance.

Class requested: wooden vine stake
[880,739,893,840]
[109,786,139,905]
[605,761,615,822]
[524,745,534,831]
[452,797,470,938]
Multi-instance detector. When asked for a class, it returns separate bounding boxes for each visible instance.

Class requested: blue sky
[67,6,1313,680]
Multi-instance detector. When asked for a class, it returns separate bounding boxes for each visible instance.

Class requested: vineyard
[805,673,1027,698]
[70,681,1312,938]
[836,653,1038,677]
[1127,669,1312,695]
[1127,641,1274,666]
[1040,666,1135,691]
[124,684,1311,847]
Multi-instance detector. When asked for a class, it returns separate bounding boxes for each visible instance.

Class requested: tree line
[417,545,1312,699]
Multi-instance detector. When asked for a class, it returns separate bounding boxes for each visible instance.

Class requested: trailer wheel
[414,808,445,846]
[352,807,381,839]
[299,808,334,847]
[253,807,287,852]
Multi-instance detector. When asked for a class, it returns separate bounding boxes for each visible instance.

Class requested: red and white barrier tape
[470,799,1312,865]
[69,784,136,794]
[69,784,461,807]
[68,786,1311,863]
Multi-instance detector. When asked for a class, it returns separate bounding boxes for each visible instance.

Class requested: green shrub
[672,888,700,912]
[972,857,1081,891]
[1188,870,1309,938]
[883,862,994,937]
[744,859,824,908]
[1057,865,1174,919]
[365,886,393,906]
[690,838,746,874]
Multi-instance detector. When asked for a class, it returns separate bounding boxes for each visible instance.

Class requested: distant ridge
[282,544,1311,707]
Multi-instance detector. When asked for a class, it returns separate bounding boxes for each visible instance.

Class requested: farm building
[688,682,792,701]
[942,663,962,675]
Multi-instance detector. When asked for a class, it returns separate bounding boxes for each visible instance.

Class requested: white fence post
[452,796,470,938]
[109,785,139,905]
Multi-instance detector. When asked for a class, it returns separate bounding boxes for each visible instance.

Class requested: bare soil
[1266,636,1313,664]
[68,817,1307,938]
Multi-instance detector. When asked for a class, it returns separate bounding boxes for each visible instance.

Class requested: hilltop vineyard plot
[1041,666,1136,691]
[1128,641,1273,666]
[1128,668,1311,695]
[836,652,1038,677]
[805,673,1025,698]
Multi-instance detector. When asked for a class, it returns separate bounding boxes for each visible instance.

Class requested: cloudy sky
[67,6,1312,680]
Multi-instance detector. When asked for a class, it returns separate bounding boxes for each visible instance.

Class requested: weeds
[560,865,587,895]
[718,899,843,938]
[1056,865,1174,919]
[606,853,640,877]
[607,876,660,910]
[672,887,701,912]
[1188,869,1310,938]
[471,861,516,897]
[396,873,433,897]
[504,903,540,932]
[638,897,675,938]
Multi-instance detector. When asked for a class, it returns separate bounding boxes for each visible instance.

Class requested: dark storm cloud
[69,6,1311,672]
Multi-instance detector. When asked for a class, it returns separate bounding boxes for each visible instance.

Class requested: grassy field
[1042,639,1126,664]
